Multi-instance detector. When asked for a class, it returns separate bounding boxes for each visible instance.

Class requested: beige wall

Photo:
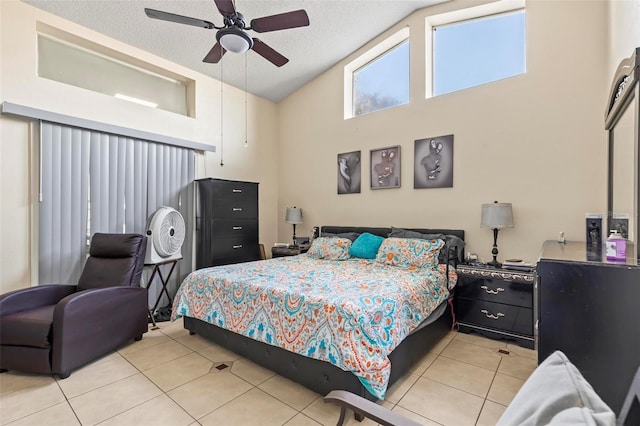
[277,0,610,263]
[0,0,279,293]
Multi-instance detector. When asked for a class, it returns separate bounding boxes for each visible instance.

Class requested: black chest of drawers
[454,264,535,349]
[195,178,260,269]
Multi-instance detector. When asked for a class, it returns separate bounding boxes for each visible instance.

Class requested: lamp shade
[216,28,253,53]
[481,202,514,229]
[285,207,303,224]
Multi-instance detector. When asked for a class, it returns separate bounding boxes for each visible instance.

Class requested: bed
[174,225,464,402]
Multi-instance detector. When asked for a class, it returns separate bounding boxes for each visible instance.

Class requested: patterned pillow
[307,237,352,260]
[376,237,444,269]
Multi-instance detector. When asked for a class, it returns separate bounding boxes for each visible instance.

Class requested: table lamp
[481,201,514,267]
[285,207,303,247]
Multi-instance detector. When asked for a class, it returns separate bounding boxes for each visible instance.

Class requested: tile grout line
[473,357,502,425]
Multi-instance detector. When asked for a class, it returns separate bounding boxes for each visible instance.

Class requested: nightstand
[455,264,535,349]
[271,246,309,258]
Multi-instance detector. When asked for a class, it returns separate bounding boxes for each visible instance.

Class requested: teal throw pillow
[349,232,385,259]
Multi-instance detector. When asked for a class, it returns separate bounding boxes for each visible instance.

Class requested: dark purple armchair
[0,233,148,379]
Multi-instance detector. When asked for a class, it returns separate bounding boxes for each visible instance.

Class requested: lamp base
[487,260,502,268]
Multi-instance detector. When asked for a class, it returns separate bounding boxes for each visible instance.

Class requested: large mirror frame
[605,47,639,262]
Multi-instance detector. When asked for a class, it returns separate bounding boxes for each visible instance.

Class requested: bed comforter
[172,255,454,398]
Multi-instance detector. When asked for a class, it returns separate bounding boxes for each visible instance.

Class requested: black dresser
[195,178,260,269]
[537,240,640,424]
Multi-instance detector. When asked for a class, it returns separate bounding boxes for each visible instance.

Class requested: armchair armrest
[0,285,76,317]
[53,286,147,329]
[324,390,421,426]
[51,286,148,374]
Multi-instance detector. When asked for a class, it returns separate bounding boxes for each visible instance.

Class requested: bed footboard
[183,304,452,401]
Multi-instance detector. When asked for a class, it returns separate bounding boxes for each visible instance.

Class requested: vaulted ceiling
[23,0,448,103]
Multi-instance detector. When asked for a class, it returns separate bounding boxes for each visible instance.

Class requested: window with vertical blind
[39,121,195,304]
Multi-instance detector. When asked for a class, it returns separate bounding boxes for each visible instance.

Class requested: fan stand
[145,257,182,329]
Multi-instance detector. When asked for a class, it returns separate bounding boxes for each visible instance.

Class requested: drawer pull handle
[233,208,242,212]
[232,189,242,193]
[480,309,504,320]
[480,285,504,295]
[232,226,243,230]
[233,245,243,249]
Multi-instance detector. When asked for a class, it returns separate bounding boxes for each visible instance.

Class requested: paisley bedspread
[172,255,454,398]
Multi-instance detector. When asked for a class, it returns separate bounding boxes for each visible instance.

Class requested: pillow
[320,232,360,242]
[375,237,444,269]
[307,237,352,260]
[496,351,615,426]
[389,227,465,264]
[349,233,385,259]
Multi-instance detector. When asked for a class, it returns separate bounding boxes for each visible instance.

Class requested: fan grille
[154,209,185,257]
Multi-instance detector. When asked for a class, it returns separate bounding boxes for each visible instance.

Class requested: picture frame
[414,134,454,189]
[337,150,361,194]
[370,146,401,189]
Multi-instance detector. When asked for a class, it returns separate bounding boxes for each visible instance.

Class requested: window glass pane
[353,40,410,116]
[433,10,525,96]
[38,35,191,116]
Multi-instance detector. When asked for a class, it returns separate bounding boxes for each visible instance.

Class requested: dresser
[537,240,640,423]
[195,178,260,269]
[455,264,535,349]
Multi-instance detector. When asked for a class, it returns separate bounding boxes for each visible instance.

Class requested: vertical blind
[39,121,195,304]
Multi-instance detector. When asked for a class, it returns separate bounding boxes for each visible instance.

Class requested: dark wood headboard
[320,226,465,241]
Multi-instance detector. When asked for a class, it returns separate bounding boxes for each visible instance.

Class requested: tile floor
[0,319,537,426]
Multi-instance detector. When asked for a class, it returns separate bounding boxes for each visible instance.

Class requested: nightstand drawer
[456,277,532,308]
[457,298,532,336]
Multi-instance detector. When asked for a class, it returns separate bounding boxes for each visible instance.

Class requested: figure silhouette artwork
[370,147,400,188]
[337,151,361,194]
[421,139,443,180]
[413,134,453,189]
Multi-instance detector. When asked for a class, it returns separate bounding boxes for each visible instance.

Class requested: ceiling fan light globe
[217,28,253,53]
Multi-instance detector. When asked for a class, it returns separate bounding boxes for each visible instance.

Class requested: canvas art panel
[370,146,400,189]
[414,134,454,189]
[337,150,361,194]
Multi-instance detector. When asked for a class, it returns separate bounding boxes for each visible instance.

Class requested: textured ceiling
[23,0,448,103]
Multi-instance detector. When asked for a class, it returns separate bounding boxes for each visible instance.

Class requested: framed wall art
[414,134,454,189]
[337,150,361,194]
[370,146,400,189]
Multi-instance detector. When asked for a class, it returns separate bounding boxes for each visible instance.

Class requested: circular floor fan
[145,206,185,265]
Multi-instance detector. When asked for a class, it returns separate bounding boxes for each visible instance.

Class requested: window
[37,27,194,116]
[344,27,410,119]
[353,40,410,116]
[431,9,526,96]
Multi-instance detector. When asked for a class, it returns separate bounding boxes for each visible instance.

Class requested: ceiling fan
[144,0,309,67]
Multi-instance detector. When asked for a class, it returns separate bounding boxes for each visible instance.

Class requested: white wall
[0,0,279,293]
[608,0,640,79]
[277,0,610,263]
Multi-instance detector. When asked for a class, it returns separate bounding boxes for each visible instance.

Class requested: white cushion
[497,351,615,426]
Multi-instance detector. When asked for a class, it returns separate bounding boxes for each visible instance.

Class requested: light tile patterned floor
[0,319,537,426]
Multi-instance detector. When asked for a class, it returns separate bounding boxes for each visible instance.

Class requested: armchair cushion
[77,233,146,291]
[0,305,55,348]
[496,350,615,426]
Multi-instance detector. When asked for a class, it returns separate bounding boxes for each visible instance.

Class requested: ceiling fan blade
[203,42,226,63]
[214,0,237,17]
[250,9,310,33]
[144,8,215,29]
[251,38,289,67]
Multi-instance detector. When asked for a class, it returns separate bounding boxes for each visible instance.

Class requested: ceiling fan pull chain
[220,59,224,166]
[244,52,248,148]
